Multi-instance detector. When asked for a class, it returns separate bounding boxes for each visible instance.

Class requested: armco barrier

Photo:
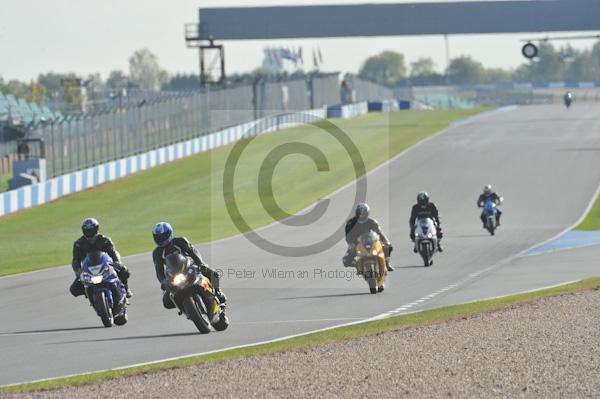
[367,100,399,112]
[327,101,368,118]
[0,108,335,217]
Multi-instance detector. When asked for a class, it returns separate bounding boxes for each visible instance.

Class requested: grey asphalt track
[2,104,600,386]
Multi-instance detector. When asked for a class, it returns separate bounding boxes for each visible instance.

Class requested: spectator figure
[17,141,30,160]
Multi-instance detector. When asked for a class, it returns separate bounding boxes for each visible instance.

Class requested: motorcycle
[414,218,437,267]
[483,200,501,236]
[164,253,229,334]
[80,251,128,327]
[564,93,572,108]
[353,231,387,294]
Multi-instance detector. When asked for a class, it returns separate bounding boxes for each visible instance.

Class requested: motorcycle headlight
[91,275,103,284]
[371,250,378,256]
[172,273,186,286]
[427,233,433,238]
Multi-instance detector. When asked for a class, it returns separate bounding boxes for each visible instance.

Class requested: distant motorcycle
[564,92,573,108]
[164,253,229,334]
[80,251,128,327]
[414,218,437,267]
[353,231,387,294]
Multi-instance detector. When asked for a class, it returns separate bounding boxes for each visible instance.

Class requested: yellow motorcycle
[354,231,387,294]
[164,253,229,334]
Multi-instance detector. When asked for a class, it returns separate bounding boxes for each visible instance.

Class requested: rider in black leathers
[477,184,502,228]
[152,222,226,309]
[564,91,573,108]
[70,218,132,298]
[409,192,443,252]
[343,203,394,272]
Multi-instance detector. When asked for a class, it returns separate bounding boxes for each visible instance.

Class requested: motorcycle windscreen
[164,254,189,279]
[357,231,379,249]
[483,201,496,215]
[417,218,434,235]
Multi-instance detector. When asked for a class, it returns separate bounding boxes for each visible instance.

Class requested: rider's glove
[410,232,415,242]
[115,264,130,278]
[160,280,168,291]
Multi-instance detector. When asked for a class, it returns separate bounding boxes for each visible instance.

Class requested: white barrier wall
[0,108,334,217]
[341,102,368,118]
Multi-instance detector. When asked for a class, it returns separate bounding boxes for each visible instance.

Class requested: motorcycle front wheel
[93,291,114,328]
[183,294,211,334]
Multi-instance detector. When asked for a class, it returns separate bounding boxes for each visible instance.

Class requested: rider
[564,91,573,102]
[409,192,443,252]
[152,222,227,309]
[70,218,132,298]
[477,184,503,228]
[343,203,394,272]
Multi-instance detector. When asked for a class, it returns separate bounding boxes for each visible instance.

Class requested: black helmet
[483,184,492,196]
[417,191,429,206]
[355,202,370,223]
[82,218,100,240]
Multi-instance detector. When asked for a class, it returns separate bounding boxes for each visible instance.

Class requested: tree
[37,72,65,93]
[446,56,485,85]
[523,42,565,82]
[162,73,201,91]
[27,81,47,105]
[482,68,512,83]
[128,48,168,91]
[410,57,436,77]
[106,70,128,89]
[358,51,407,87]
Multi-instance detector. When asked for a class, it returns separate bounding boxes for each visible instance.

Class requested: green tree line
[359,41,600,87]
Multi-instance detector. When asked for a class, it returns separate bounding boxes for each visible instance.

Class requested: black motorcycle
[564,92,573,109]
[164,253,229,334]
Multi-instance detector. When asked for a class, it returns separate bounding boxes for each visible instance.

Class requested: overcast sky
[1,0,598,82]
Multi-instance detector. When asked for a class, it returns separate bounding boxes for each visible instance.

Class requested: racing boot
[115,264,133,298]
[385,258,394,272]
[208,271,227,305]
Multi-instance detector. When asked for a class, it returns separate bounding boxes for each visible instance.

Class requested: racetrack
[2,104,600,386]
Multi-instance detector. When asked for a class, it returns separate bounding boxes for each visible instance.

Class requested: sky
[1,0,599,82]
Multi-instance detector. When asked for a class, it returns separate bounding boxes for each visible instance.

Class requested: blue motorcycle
[80,251,128,327]
[483,200,499,236]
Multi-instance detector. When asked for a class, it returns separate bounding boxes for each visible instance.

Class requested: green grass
[2,276,598,394]
[0,109,485,276]
[576,194,600,230]
[0,171,10,192]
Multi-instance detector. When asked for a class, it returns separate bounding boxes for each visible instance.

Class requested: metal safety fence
[22,73,378,179]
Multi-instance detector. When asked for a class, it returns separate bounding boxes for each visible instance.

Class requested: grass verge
[2,276,598,394]
[576,193,600,230]
[0,109,485,276]
[0,171,10,192]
